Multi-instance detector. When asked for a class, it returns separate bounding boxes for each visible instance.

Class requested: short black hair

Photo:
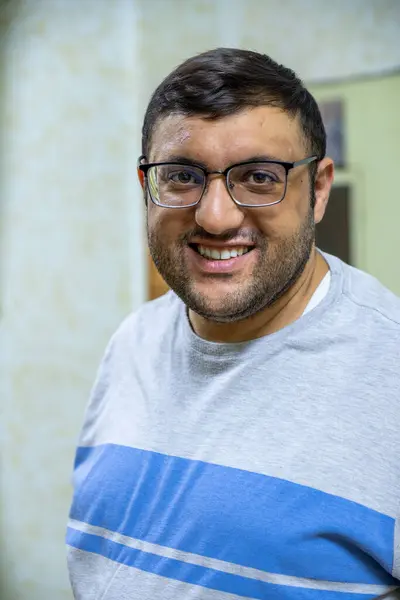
[141,47,326,170]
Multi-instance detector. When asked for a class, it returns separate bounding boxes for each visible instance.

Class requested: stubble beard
[147,205,315,324]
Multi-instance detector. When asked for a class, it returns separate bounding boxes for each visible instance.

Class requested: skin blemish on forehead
[150,115,192,161]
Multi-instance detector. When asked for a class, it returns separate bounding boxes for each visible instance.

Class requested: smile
[192,244,253,261]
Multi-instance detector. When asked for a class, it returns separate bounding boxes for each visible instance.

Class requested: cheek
[147,206,167,244]
[147,206,190,242]
[255,203,303,242]
[265,186,311,236]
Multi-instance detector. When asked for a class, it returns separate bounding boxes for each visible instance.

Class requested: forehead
[149,106,306,166]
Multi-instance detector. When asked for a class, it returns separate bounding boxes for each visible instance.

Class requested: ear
[314,157,335,224]
[137,167,145,189]
[137,155,146,189]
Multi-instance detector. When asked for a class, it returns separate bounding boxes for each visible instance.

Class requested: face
[144,106,332,323]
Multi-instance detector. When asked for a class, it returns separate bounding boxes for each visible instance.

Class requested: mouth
[189,244,255,261]
[187,243,256,275]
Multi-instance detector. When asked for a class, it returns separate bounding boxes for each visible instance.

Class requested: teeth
[197,245,251,260]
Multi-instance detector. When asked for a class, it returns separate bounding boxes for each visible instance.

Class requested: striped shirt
[67,253,400,599]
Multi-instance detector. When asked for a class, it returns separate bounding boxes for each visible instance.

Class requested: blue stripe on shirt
[66,527,384,600]
[70,444,396,586]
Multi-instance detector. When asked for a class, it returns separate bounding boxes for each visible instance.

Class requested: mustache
[181,226,263,246]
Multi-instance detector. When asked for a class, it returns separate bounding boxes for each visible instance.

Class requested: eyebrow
[157,153,286,168]
[239,154,285,163]
[161,155,209,168]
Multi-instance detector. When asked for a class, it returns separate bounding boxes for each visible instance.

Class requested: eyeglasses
[138,156,318,209]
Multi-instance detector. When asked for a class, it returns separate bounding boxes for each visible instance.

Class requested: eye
[168,168,203,185]
[230,162,286,191]
[244,169,277,184]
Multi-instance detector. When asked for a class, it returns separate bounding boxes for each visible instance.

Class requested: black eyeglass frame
[138,155,319,208]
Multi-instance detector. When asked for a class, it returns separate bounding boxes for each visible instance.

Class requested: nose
[195,176,245,234]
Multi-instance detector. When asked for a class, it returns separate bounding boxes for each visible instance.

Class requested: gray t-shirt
[67,252,400,600]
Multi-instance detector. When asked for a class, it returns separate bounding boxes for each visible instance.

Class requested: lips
[187,243,256,275]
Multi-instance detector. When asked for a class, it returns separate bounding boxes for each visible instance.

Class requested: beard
[147,203,315,324]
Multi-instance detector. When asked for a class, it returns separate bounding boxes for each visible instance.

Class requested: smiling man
[67,49,400,599]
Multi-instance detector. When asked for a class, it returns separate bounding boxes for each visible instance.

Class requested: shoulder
[86,291,182,400]
[110,291,183,352]
[327,253,400,331]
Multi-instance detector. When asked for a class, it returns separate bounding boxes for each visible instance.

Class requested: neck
[189,248,329,343]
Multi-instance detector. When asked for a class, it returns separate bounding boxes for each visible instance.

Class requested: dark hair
[142,47,326,176]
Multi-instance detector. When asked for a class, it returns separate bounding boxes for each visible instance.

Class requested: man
[67,48,400,599]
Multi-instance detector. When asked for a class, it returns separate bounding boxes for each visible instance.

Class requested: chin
[191,282,235,306]
[186,289,254,324]
[191,306,239,324]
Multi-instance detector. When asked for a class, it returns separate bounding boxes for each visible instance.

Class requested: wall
[310,74,400,295]
[136,0,400,106]
[0,1,144,599]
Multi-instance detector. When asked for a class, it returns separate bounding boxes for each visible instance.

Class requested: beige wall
[0,1,143,599]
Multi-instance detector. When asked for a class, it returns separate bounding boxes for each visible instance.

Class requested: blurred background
[0,0,399,598]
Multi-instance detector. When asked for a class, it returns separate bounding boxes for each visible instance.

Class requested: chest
[74,353,400,588]
[116,350,399,489]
